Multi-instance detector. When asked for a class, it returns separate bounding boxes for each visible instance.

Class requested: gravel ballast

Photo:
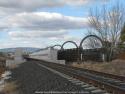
[9,61,89,94]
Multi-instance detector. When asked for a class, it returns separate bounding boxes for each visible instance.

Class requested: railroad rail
[25,57,125,94]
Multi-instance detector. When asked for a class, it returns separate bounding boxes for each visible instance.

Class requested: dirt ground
[0,67,6,77]
[72,59,125,76]
[0,57,6,77]
[118,52,125,60]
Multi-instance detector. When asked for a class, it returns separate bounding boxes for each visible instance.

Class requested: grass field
[72,59,125,76]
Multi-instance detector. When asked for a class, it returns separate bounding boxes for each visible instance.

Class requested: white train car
[29,47,65,64]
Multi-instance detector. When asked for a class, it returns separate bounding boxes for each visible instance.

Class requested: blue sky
[0,0,124,49]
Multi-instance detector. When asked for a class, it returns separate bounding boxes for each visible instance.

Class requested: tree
[120,23,125,43]
[88,3,125,61]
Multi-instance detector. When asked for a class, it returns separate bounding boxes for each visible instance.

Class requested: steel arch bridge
[57,35,104,63]
[79,35,103,49]
[51,44,62,49]
[61,41,78,50]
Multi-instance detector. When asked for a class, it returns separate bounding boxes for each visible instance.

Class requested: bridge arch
[51,44,62,49]
[79,35,103,50]
[61,41,78,50]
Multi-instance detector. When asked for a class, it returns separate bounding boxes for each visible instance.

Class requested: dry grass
[72,59,125,76]
[118,52,125,60]
[0,56,6,77]
[3,81,18,94]
[8,64,19,69]
[0,67,6,77]
[0,57,6,62]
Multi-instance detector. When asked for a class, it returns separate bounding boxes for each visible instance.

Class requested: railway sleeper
[34,60,125,94]
[91,89,108,94]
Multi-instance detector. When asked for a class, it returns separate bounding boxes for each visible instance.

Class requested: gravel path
[9,61,89,94]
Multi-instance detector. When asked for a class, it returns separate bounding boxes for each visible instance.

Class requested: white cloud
[0,0,62,13]
[62,0,109,6]
[0,0,110,16]
[0,40,46,49]
[8,29,82,49]
[0,12,88,31]
[2,12,88,48]
[9,30,68,39]
[0,0,110,49]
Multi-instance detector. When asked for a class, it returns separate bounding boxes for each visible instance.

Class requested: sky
[0,0,124,49]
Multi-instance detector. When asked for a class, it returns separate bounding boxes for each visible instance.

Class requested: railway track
[26,58,125,94]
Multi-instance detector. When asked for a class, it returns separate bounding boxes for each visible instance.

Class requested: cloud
[8,29,82,49]
[1,12,88,48]
[62,0,109,6]
[0,0,111,49]
[9,30,68,39]
[0,0,62,13]
[0,12,88,31]
[5,12,88,47]
[0,40,47,49]
[0,0,110,15]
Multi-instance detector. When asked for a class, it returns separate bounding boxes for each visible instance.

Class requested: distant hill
[0,47,40,53]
